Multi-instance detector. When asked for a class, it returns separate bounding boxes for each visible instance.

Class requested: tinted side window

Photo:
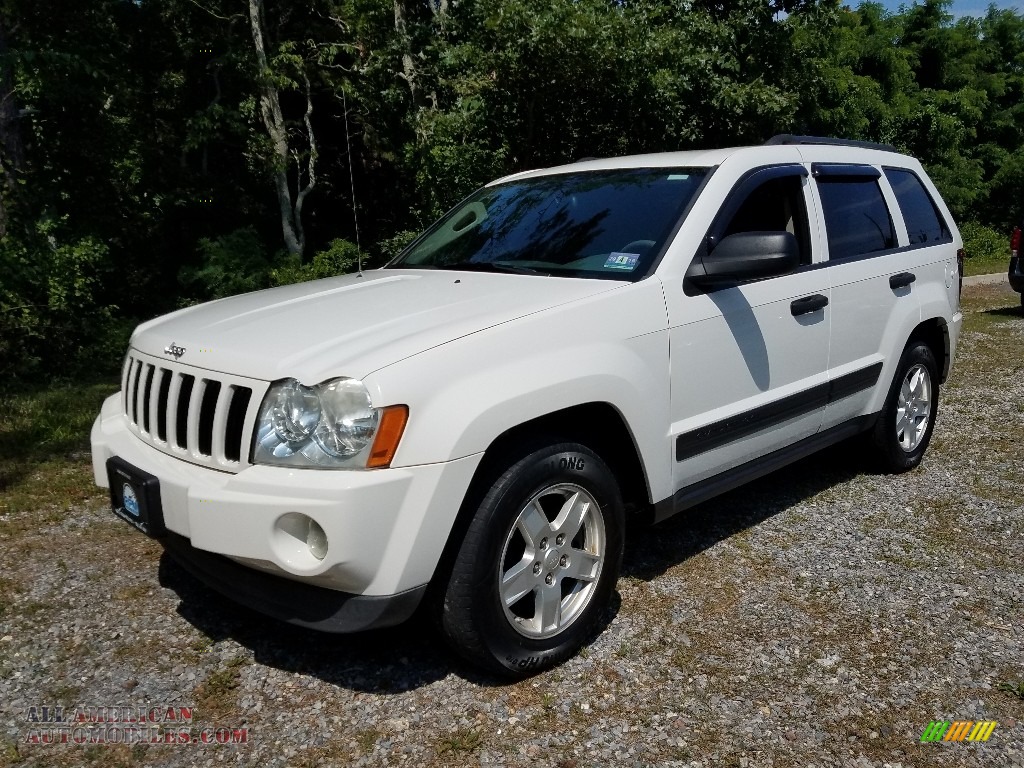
[818,178,895,260]
[883,168,950,245]
[718,175,811,265]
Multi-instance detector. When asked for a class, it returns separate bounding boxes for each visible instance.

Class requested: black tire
[440,442,624,677]
[869,340,939,473]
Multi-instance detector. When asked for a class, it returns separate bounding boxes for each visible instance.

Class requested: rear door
[811,164,937,429]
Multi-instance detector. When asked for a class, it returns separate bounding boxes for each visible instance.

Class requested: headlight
[313,379,378,458]
[253,377,405,469]
[270,380,321,444]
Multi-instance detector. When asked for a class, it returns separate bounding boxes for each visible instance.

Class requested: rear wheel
[440,442,624,676]
[869,340,939,472]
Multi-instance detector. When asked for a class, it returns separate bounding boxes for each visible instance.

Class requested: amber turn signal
[367,405,409,468]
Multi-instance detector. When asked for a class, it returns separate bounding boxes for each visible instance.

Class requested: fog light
[306,517,328,560]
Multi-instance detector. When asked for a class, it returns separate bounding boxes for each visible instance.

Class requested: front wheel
[440,442,624,676]
[868,340,939,472]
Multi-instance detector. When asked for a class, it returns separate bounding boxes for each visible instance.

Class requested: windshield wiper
[449,261,550,276]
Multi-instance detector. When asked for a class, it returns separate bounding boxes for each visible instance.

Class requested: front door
[666,166,831,499]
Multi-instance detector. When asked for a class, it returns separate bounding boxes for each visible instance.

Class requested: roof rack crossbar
[764,134,898,153]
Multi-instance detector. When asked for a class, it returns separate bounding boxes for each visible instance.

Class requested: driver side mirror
[686,231,800,290]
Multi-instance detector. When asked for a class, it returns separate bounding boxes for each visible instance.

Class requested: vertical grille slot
[121,355,134,415]
[141,365,155,434]
[175,375,195,450]
[155,369,171,442]
[130,360,143,425]
[224,387,252,463]
[197,380,221,457]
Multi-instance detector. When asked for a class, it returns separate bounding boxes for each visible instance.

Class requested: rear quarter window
[883,168,951,245]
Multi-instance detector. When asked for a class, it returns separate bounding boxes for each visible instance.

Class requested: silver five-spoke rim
[896,363,932,452]
[498,483,606,639]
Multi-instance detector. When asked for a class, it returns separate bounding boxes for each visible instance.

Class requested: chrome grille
[121,350,267,472]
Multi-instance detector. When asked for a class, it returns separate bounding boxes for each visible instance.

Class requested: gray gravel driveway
[1,281,1022,768]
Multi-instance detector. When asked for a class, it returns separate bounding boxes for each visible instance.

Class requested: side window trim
[876,168,909,248]
[707,163,809,247]
[811,163,881,179]
[796,243,913,271]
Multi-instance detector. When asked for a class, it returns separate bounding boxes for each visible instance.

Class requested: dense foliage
[1,0,1021,382]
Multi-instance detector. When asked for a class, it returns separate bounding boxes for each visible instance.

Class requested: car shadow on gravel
[157,553,462,691]
[622,438,867,582]
[157,551,621,690]
[156,440,867,691]
[982,305,1023,318]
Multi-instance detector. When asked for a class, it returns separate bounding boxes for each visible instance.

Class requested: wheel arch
[424,402,649,595]
[479,402,650,511]
[908,316,950,383]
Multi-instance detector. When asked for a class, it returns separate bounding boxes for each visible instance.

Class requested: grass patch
[0,461,103,521]
[111,632,173,670]
[437,727,483,754]
[962,253,1008,277]
[0,381,118,519]
[355,727,380,754]
[116,583,153,601]
[0,737,20,768]
[670,645,697,670]
[998,681,1024,700]
[960,221,1010,277]
[960,283,1022,321]
[183,636,216,664]
[44,681,82,706]
[19,601,50,618]
[194,655,248,720]
[0,575,20,619]
[0,381,118,463]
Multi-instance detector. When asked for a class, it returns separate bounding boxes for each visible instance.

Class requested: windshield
[388,167,708,279]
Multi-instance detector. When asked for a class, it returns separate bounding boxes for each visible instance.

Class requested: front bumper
[91,393,482,603]
[162,531,426,632]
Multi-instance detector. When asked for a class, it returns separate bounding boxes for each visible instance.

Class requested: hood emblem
[164,342,186,360]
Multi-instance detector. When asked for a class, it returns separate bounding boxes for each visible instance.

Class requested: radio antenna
[342,87,363,276]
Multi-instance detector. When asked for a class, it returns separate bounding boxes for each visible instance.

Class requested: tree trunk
[394,0,423,109]
[0,16,26,237]
[248,0,315,258]
[292,71,316,258]
[201,63,223,176]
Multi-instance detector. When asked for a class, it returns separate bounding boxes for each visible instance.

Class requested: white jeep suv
[91,135,963,675]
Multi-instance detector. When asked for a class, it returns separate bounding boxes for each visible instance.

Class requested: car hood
[131,269,623,383]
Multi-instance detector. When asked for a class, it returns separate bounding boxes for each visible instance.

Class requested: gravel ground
[1,282,1022,768]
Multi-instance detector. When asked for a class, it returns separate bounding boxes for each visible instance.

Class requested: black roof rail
[764,134,898,152]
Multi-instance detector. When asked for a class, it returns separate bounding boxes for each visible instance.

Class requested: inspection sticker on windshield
[604,252,639,270]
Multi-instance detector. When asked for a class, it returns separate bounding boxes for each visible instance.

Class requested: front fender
[365,279,673,505]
